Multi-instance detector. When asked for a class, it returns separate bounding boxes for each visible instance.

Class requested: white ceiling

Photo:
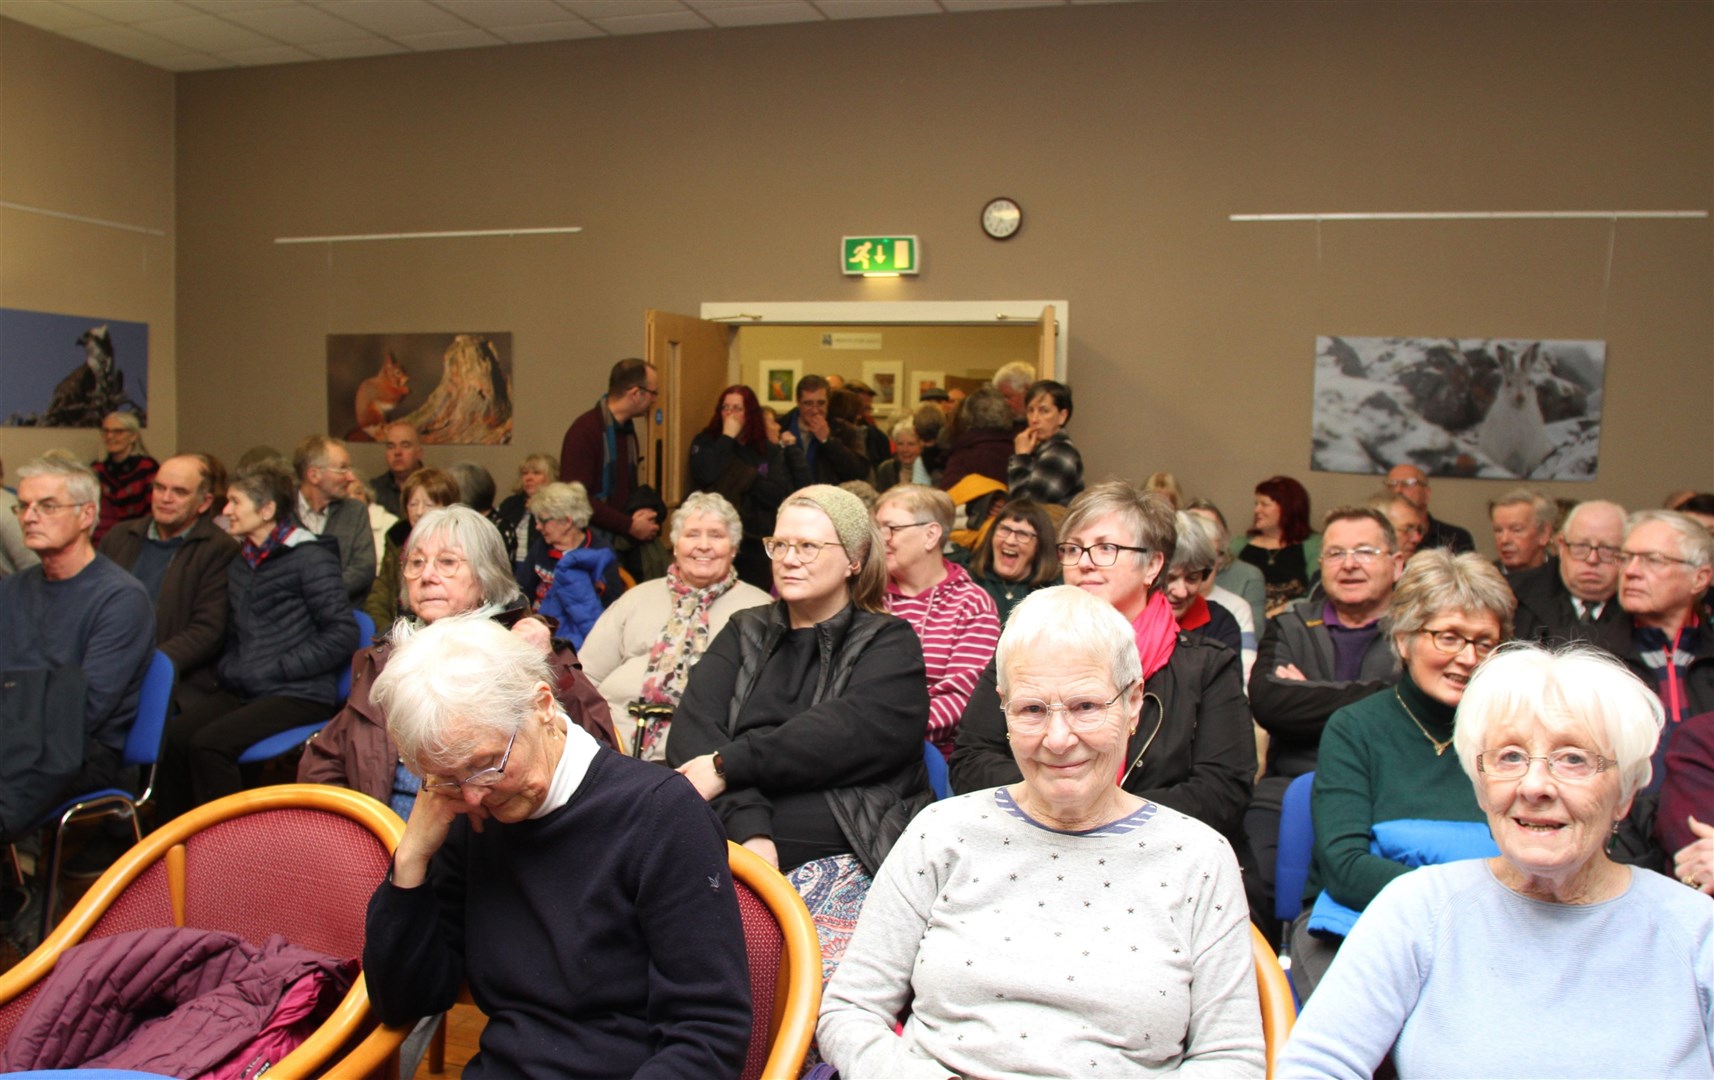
[0,0,1130,72]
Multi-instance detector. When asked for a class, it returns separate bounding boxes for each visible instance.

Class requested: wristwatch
[712,751,726,778]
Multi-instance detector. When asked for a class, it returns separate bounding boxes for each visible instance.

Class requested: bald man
[1384,464,1474,553]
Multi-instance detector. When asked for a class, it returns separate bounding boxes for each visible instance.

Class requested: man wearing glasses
[0,456,155,947]
[292,434,376,604]
[558,358,662,545]
[1511,499,1629,653]
[1385,464,1474,554]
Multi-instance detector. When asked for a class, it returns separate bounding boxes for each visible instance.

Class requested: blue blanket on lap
[1307,818,1498,938]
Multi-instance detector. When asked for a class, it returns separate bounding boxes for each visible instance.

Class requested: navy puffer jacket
[219,529,357,706]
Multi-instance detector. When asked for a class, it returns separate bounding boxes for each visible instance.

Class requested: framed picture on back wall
[757,360,802,406]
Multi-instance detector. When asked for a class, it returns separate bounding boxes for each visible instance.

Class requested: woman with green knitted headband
[669,483,933,978]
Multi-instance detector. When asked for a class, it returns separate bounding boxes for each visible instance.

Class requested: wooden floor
[412,1003,486,1079]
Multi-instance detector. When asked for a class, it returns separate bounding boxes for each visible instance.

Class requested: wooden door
[645,309,732,505]
[1037,304,1058,380]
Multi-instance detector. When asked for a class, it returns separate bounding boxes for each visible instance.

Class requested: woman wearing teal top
[1291,549,1515,999]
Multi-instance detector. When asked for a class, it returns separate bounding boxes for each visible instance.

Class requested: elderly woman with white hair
[301,505,617,814]
[819,584,1264,1077]
[519,480,620,646]
[579,492,771,758]
[363,615,752,1078]
[1280,643,1714,1078]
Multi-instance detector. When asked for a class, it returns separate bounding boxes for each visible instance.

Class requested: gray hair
[890,417,918,442]
[17,454,100,516]
[228,459,299,528]
[1170,510,1217,573]
[1385,548,1517,650]
[402,505,523,612]
[670,491,743,548]
[103,411,148,456]
[1490,488,1556,532]
[1061,481,1178,583]
[997,585,1142,696]
[877,484,953,536]
[372,613,552,767]
[1453,642,1663,804]
[292,434,346,482]
[448,461,497,513]
[529,482,592,529]
[993,361,1037,395]
[959,387,1016,433]
[1625,509,1713,569]
[1561,499,1627,539]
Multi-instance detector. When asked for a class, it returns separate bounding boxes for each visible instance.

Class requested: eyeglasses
[1386,477,1427,490]
[880,521,933,538]
[1620,549,1697,572]
[13,499,89,518]
[422,728,517,792]
[1165,567,1212,588]
[402,551,469,579]
[1477,746,1613,782]
[1417,628,1500,659]
[317,462,354,475]
[1560,540,1624,565]
[763,537,837,562]
[1056,542,1150,567]
[100,427,130,436]
[1321,546,1389,565]
[638,385,660,398]
[1004,681,1134,733]
[993,525,1038,545]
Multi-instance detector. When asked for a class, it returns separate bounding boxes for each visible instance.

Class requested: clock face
[982,197,1022,240]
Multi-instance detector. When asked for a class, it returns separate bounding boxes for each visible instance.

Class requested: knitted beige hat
[786,484,871,559]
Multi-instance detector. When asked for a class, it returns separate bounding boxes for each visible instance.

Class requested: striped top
[885,560,1001,752]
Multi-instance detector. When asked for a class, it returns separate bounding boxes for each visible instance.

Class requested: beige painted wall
[735,323,1040,421]
[158,1,1714,552]
[0,17,176,476]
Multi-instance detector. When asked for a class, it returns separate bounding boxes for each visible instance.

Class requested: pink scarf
[1132,590,1178,683]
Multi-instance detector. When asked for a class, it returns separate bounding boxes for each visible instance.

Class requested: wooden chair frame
[1251,921,1297,1079]
[0,784,409,1080]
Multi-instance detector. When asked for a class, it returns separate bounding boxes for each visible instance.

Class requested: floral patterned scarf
[637,562,738,707]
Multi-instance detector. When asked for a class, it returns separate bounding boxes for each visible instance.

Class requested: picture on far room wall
[328,332,513,445]
[0,307,149,428]
[1310,335,1605,482]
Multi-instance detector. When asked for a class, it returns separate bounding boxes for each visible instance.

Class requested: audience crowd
[2,359,1712,1078]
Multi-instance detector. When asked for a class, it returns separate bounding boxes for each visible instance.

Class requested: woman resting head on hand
[818,584,1264,1079]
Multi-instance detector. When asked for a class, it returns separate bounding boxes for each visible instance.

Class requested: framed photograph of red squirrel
[327,332,513,445]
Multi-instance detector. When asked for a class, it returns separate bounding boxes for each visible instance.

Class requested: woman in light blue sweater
[1280,643,1714,1078]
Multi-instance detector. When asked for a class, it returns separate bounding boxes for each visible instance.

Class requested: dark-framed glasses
[1321,546,1388,566]
[1056,542,1150,568]
[1561,540,1623,565]
[1386,477,1426,490]
[1417,629,1500,659]
[1477,746,1613,782]
[993,525,1038,545]
[1004,681,1134,733]
[402,551,469,579]
[422,728,517,792]
[880,520,933,538]
[763,537,833,562]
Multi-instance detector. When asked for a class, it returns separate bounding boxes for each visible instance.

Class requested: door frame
[697,300,1071,380]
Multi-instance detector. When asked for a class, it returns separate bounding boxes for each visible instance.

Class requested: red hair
[1253,475,1313,545]
[700,385,769,447]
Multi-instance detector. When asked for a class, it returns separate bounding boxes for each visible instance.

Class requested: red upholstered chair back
[734,877,785,1080]
[726,843,822,1080]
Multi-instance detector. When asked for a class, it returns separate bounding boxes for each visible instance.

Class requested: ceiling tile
[555,1,688,18]
[394,27,505,51]
[491,20,605,43]
[60,0,192,24]
[589,9,710,34]
[813,0,941,19]
[153,51,235,70]
[220,4,368,43]
[130,15,277,50]
[430,0,571,29]
[0,0,110,32]
[938,0,1064,10]
[301,36,409,59]
[306,0,465,36]
[693,2,822,29]
[181,0,297,12]
[57,22,186,59]
[225,42,319,63]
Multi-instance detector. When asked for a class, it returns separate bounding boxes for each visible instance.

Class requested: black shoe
[61,833,132,882]
[0,878,43,957]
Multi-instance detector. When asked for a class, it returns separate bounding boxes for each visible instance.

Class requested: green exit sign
[842,235,919,276]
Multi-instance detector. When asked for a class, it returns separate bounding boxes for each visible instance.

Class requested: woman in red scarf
[947,481,1255,849]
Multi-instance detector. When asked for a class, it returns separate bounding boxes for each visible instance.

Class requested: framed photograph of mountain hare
[1311,335,1605,481]
[328,332,513,445]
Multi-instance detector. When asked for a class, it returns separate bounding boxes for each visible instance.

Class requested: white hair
[403,505,523,612]
[18,454,100,520]
[996,585,1142,697]
[670,491,742,548]
[371,613,551,767]
[993,361,1037,394]
[1626,509,1713,569]
[1453,642,1663,804]
[529,481,593,529]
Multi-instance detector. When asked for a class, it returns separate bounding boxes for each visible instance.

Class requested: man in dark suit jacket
[1510,499,1628,654]
[100,454,240,716]
[1386,464,1475,553]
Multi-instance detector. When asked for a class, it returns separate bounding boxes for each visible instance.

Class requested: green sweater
[1306,673,1487,911]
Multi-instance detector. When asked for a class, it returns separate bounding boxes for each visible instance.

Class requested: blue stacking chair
[1274,770,1317,976]
[923,741,951,801]
[237,610,374,766]
[29,649,175,939]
